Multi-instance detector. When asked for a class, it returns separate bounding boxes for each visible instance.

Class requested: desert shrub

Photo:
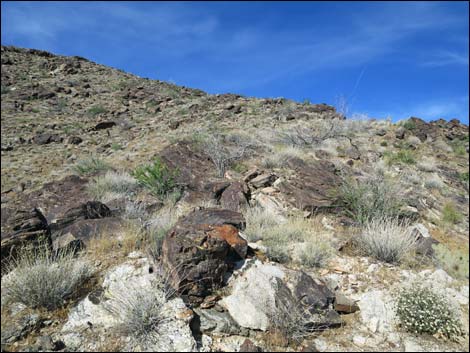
[261,145,306,169]
[441,202,462,224]
[87,105,107,117]
[417,157,438,172]
[424,173,445,190]
[339,174,403,225]
[132,158,179,198]
[384,150,416,165]
[194,130,254,177]
[264,240,290,263]
[433,244,469,280]
[396,284,462,338]
[2,242,94,310]
[104,279,171,343]
[356,217,417,263]
[242,207,281,242]
[401,119,416,131]
[73,157,111,175]
[87,171,139,202]
[299,240,334,268]
[380,141,388,147]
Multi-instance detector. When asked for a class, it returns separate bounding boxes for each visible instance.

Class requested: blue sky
[2,1,469,123]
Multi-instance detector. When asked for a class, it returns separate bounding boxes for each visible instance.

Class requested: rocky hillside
[1,45,469,352]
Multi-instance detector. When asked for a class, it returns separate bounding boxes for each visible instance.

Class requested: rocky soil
[1,45,469,352]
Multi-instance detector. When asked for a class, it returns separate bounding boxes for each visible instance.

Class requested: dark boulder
[220,182,249,212]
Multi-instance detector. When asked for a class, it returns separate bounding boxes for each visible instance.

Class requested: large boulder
[277,158,341,212]
[220,182,249,212]
[162,208,247,305]
[219,260,337,331]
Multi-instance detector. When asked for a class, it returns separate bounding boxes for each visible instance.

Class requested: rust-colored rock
[162,208,247,304]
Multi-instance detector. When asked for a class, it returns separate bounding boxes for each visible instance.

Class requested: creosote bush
[356,217,417,264]
[396,284,462,339]
[2,242,94,310]
[132,158,179,198]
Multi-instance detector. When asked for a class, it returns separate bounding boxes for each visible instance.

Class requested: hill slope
[1,45,469,352]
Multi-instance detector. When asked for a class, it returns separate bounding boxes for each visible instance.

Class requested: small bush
[417,157,437,172]
[299,240,334,268]
[339,174,403,225]
[87,171,139,202]
[401,119,416,131]
[132,158,179,198]
[384,150,416,165]
[73,157,111,176]
[243,207,281,242]
[87,105,107,117]
[356,217,417,263]
[424,174,445,190]
[396,284,462,338]
[265,240,290,263]
[441,202,462,224]
[2,243,94,310]
[433,243,469,280]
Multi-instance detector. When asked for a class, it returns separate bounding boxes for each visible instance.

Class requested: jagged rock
[51,217,125,251]
[162,208,247,304]
[355,290,396,333]
[67,136,83,144]
[220,261,336,331]
[334,293,360,313]
[277,158,341,212]
[249,173,277,188]
[220,181,249,211]
[409,223,439,257]
[194,308,243,335]
[93,121,116,130]
[33,133,63,145]
[1,207,49,260]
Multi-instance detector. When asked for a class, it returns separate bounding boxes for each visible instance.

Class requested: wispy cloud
[421,50,469,67]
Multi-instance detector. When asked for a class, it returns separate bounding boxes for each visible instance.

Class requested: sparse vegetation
[87,105,107,117]
[132,158,179,198]
[396,284,462,339]
[441,202,462,224]
[2,242,94,310]
[73,156,111,175]
[384,149,416,165]
[87,171,139,202]
[401,119,416,131]
[298,240,334,268]
[339,174,403,225]
[356,217,417,263]
[433,243,469,280]
[144,207,179,259]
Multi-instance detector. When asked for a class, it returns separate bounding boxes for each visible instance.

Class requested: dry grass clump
[87,171,139,202]
[424,173,445,190]
[356,217,417,264]
[73,156,111,176]
[104,276,173,344]
[298,240,335,268]
[2,242,94,310]
[261,145,307,169]
[417,157,438,172]
[243,206,281,242]
[143,207,179,259]
[441,201,462,225]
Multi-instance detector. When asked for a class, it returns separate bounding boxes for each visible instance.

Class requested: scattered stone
[334,293,360,314]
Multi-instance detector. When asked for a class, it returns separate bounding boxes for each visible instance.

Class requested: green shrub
[384,150,416,165]
[299,240,334,268]
[339,175,403,225]
[73,157,111,176]
[2,242,94,310]
[111,143,123,151]
[442,202,462,224]
[132,158,179,198]
[87,105,107,117]
[396,284,462,338]
[380,141,388,147]
[433,244,469,280]
[402,119,416,131]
